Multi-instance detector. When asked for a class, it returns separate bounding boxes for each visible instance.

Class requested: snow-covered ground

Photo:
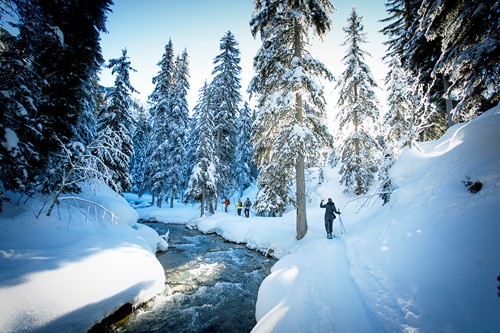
[1,106,499,332]
[0,185,169,332]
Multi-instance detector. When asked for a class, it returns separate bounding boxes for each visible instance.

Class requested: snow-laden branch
[44,133,125,218]
[57,196,117,224]
[343,191,393,213]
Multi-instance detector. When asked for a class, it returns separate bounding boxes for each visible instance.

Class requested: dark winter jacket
[320,201,339,219]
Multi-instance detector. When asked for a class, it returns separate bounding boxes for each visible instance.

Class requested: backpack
[226,199,230,205]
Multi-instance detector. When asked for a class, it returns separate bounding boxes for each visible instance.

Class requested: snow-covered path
[252,237,381,333]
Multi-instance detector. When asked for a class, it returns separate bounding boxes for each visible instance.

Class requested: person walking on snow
[244,198,251,218]
[222,197,230,212]
[236,199,243,216]
[320,198,341,239]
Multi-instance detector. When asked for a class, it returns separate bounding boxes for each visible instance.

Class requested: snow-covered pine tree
[141,40,175,207]
[75,75,100,146]
[417,0,499,121]
[249,0,334,240]
[0,15,42,208]
[23,0,113,189]
[95,49,136,193]
[253,157,292,217]
[0,0,111,207]
[233,102,257,198]
[383,56,415,154]
[381,0,447,138]
[130,104,149,193]
[164,49,190,207]
[336,7,381,196]
[183,116,197,201]
[185,82,219,217]
[210,31,242,199]
[377,56,416,203]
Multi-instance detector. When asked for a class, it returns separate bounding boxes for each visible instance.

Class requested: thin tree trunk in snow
[443,75,454,128]
[200,185,205,217]
[353,83,363,195]
[294,18,308,240]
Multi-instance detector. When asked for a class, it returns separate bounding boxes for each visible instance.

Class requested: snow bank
[344,106,500,332]
[0,183,167,333]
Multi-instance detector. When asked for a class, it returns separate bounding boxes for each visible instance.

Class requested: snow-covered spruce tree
[381,0,446,138]
[130,104,149,193]
[74,75,100,146]
[249,0,334,240]
[0,0,111,207]
[21,0,113,191]
[95,49,136,193]
[183,116,197,200]
[141,40,175,207]
[377,56,415,203]
[234,102,257,198]
[417,0,499,121]
[185,82,219,217]
[164,49,190,207]
[0,19,42,208]
[336,7,381,196]
[383,56,415,154]
[253,155,292,217]
[210,31,242,199]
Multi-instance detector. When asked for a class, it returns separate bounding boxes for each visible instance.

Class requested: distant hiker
[236,199,243,216]
[320,198,341,239]
[222,197,230,212]
[244,198,251,218]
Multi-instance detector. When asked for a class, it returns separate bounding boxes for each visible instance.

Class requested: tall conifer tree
[185,82,218,216]
[336,7,380,195]
[234,102,257,197]
[95,49,136,193]
[25,0,113,179]
[0,8,43,204]
[381,0,447,139]
[383,56,415,154]
[250,0,334,239]
[0,0,111,208]
[417,0,499,120]
[130,105,149,193]
[210,31,242,198]
[165,49,190,207]
[141,40,175,206]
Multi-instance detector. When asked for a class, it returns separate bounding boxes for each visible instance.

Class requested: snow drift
[0,183,168,332]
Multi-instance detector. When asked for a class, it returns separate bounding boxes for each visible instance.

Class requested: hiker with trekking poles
[320,198,342,239]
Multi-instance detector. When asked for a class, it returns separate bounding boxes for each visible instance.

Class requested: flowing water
[109,221,276,333]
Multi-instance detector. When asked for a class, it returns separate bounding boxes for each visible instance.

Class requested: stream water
[109,221,276,333]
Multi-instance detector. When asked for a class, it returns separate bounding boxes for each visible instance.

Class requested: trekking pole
[339,215,347,235]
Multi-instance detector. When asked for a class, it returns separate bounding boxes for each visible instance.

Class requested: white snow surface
[1,106,499,332]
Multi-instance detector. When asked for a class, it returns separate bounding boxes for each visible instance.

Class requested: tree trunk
[46,169,74,217]
[294,18,308,240]
[353,84,363,195]
[443,75,454,128]
[200,186,205,217]
[170,190,174,208]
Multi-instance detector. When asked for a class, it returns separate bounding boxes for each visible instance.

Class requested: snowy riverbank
[0,185,168,332]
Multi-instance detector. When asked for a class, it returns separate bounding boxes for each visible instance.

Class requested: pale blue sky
[99,1,389,110]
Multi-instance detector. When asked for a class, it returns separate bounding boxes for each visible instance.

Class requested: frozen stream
[110,221,276,333]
